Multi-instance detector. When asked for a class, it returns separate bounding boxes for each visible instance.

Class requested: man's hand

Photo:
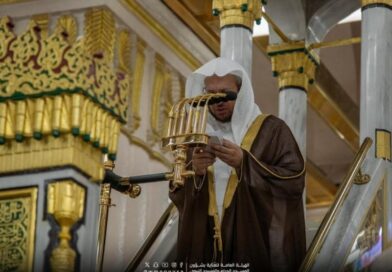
[192,147,216,175]
[211,139,243,169]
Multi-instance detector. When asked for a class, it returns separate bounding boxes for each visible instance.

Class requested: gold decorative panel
[117,29,132,73]
[129,39,146,133]
[376,129,391,161]
[0,187,37,272]
[149,54,166,144]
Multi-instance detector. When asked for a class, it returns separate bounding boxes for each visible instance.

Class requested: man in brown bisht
[169,57,306,272]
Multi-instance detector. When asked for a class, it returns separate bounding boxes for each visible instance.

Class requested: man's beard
[209,109,232,123]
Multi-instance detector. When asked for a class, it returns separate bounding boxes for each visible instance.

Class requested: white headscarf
[185,57,261,145]
[186,58,261,218]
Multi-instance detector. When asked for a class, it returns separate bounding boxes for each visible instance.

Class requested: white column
[267,43,316,158]
[360,5,392,149]
[220,26,253,77]
[360,0,392,250]
[279,89,307,156]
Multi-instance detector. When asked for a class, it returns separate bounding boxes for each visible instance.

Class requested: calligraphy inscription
[0,188,37,272]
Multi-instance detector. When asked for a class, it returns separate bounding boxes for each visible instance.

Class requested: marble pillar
[267,43,316,158]
[220,26,253,76]
[360,4,392,152]
[279,89,307,156]
[213,0,262,79]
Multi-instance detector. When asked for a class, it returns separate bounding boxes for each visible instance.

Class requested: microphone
[191,91,237,107]
[209,91,237,104]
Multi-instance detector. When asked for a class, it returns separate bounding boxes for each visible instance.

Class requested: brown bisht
[169,115,306,272]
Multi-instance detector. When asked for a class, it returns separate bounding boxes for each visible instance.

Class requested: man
[169,57,306,272]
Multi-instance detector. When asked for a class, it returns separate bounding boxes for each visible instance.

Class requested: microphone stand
[96,160,115,272]
[96,164,171,272]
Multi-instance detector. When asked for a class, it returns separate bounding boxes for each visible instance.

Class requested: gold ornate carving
[212,0,262,30]
[125,184,142,198]
[0,17,15,61]
[376,129,391,160]
[0,15,129,167]
[149,54,166,144]
[163,69,174,117]
[56,15,78,44]
[267,42,317,91]
[354,169,371,185]
[121,0,201,70]
[362,0,392,6]
[47,180,85,272]
[117,29,132,73]
[0,15,128,121]
[84,8,116,63]
[32,13,49,39]
[129,38,146,133]
[0,187,37,272]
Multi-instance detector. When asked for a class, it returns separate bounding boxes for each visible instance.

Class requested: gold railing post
[96,160,115,272]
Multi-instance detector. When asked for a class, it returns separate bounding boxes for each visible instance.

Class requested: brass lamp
[162,92,227,188]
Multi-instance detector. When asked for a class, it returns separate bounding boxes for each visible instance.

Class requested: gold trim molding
[149,54,166,144]
[267,42,317,91]
[362,0,392,6]
[212,0,262,29]
[0,134,104,180]
[32,14,49,39]
[129,38,146,133]
[0,187,37,272]
[376,129,391,160]
[117,29,132,73]
[47,180,85,272]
